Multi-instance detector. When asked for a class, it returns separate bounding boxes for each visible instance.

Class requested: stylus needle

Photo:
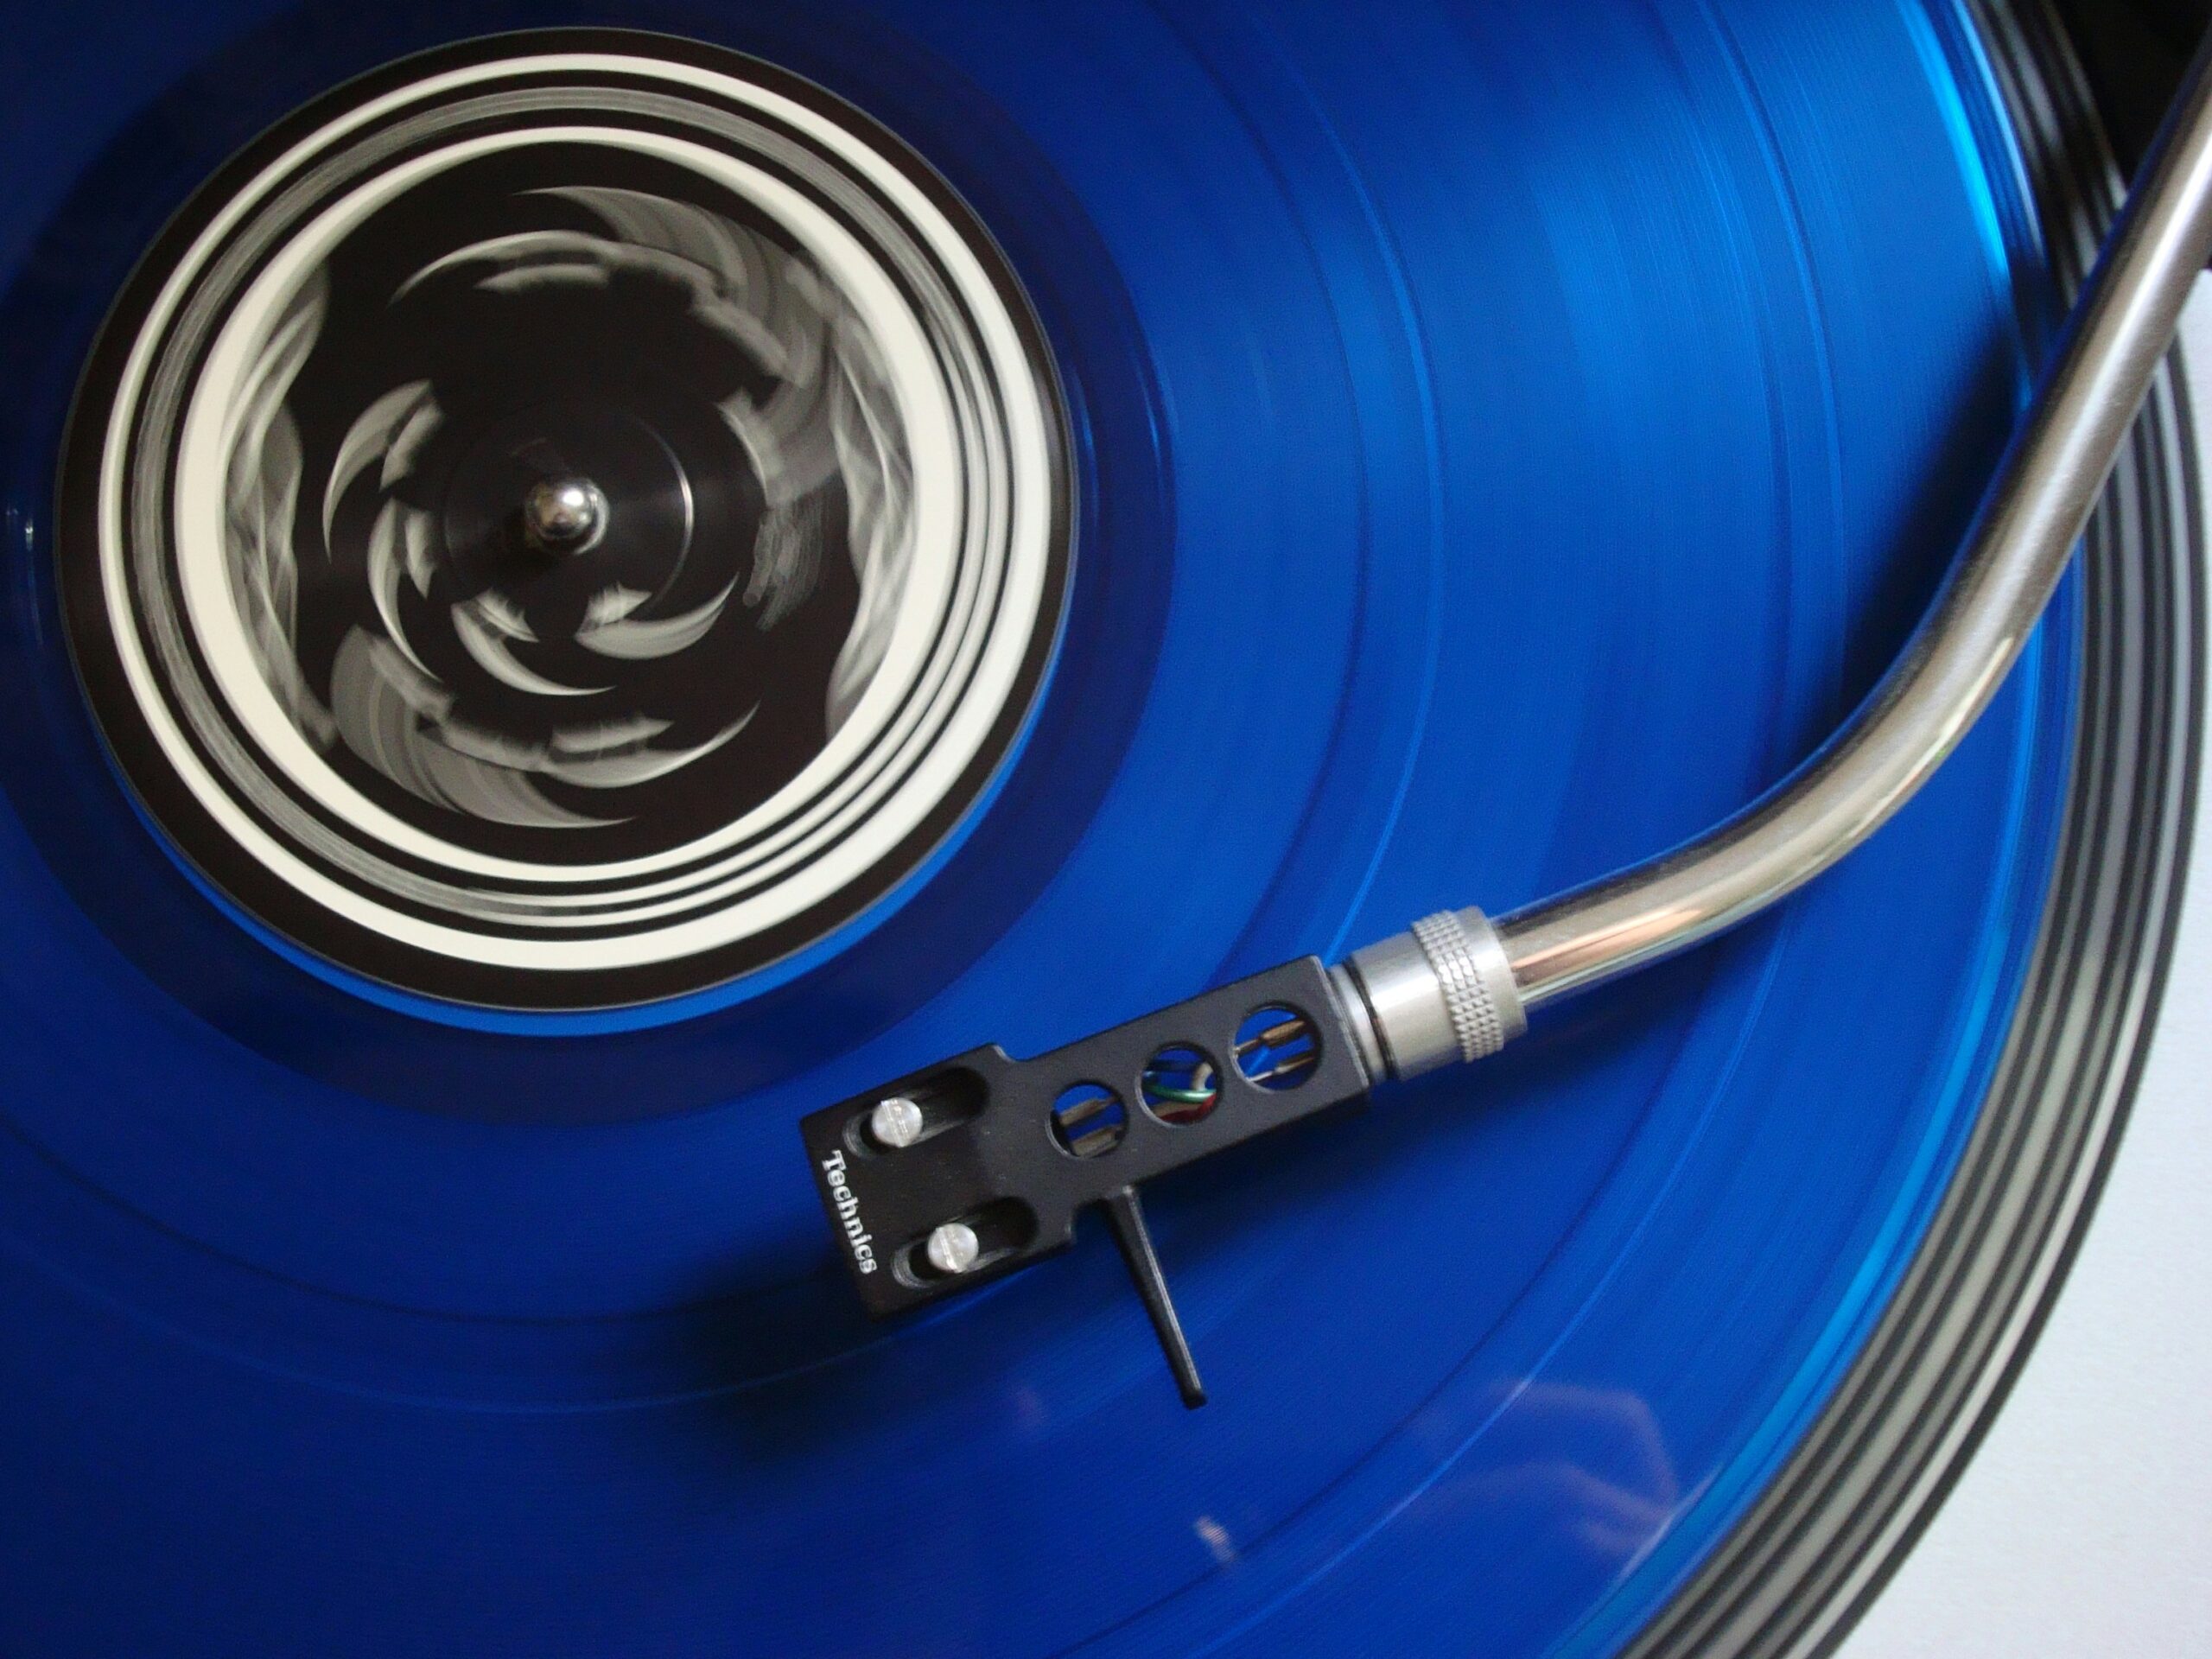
[1101,1186,1206,1409]
[802,26,2212,1408]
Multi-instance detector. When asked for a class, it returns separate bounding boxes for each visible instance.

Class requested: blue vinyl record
[0,1,2137,1654]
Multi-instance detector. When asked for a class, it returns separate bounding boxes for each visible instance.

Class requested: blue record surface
[0,2,2075,1655]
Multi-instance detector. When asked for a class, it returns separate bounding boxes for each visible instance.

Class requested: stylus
[800,29,2212,1397]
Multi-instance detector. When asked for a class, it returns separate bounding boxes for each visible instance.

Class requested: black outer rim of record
[1618,3,2204,1655]
[52,28,1077,1012]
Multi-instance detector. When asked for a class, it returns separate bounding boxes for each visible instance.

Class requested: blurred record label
[57,31,1071,1011]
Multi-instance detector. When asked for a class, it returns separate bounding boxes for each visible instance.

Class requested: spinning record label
[56,34,1072,1010]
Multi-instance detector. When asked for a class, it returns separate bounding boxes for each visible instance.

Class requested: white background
[1840,284,2212,1657]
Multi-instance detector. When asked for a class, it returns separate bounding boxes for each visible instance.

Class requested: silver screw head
[925,1221,981,1276]
[521,477,608,551]
[868,1095,926,1149]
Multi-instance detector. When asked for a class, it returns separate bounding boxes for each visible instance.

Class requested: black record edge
[1618,3,2206,1656]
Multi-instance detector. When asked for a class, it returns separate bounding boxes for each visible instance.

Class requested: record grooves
[1621,3,2204,1649]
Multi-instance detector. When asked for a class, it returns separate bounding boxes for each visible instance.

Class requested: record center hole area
[1232,1005,1320,1090]
[1141,1045,1221,1125]
[1051,1083,1128,1157]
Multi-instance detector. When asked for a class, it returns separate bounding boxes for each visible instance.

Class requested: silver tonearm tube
[1332,31,2212,1083]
